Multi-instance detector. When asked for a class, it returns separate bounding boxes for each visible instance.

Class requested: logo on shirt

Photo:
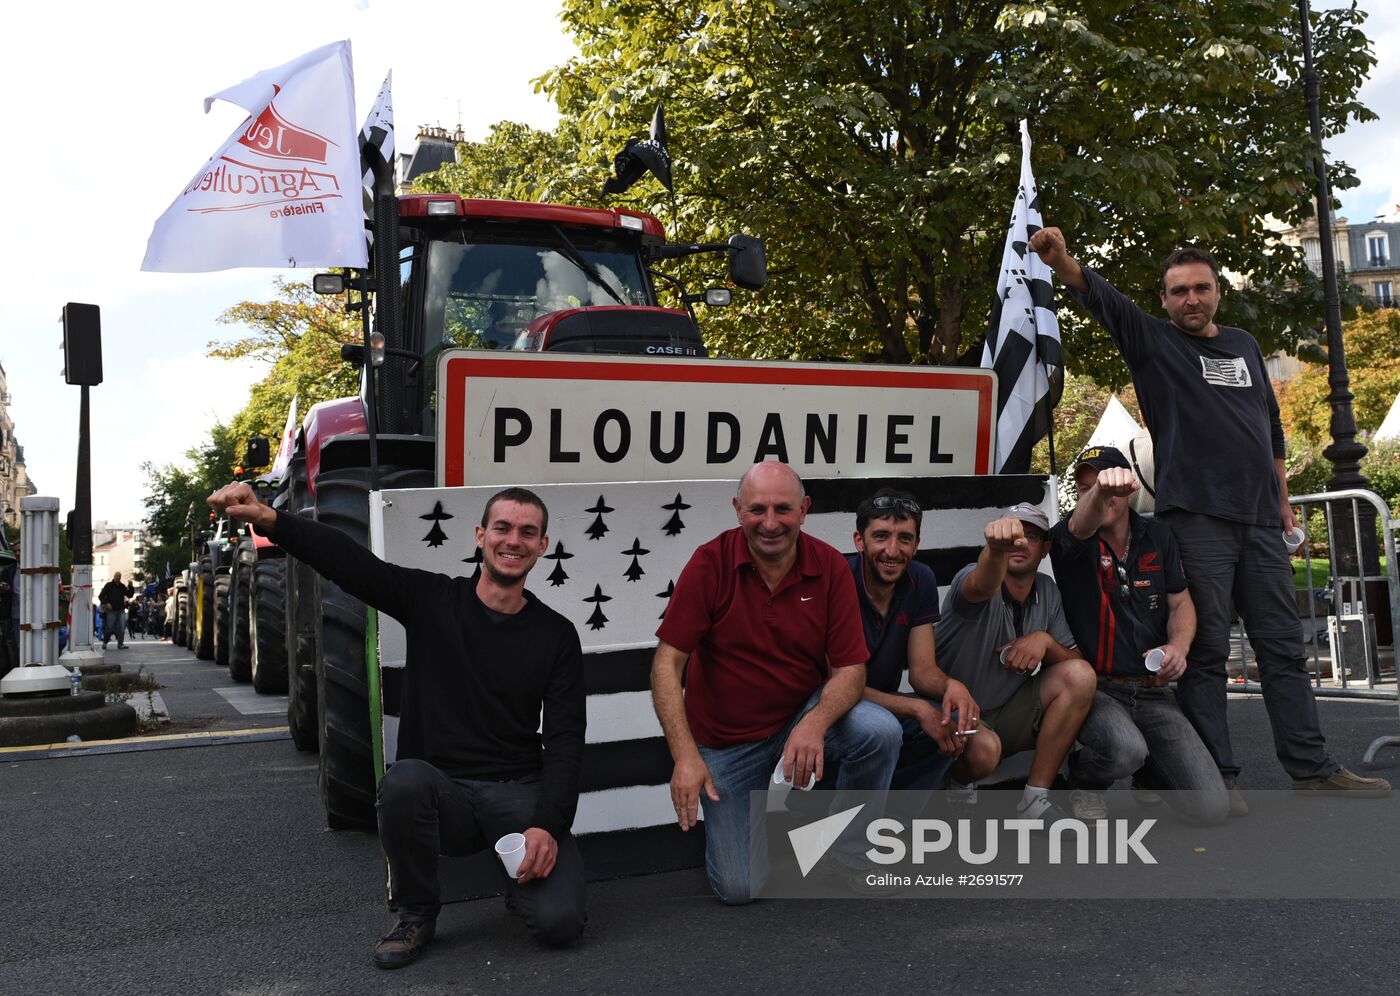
[1137,552,1161,573]
[800,595,815,602]
[1199,356,1252,388]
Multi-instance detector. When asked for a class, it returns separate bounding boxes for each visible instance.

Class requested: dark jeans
[376,758,587,947]
[1159,510,1335,781]
[0,620,16,679]
[102,608,125,648]
[1071,684,1229,824]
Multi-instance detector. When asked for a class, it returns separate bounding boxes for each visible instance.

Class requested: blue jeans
[696,691,901,905]
[1071,683,1229,825]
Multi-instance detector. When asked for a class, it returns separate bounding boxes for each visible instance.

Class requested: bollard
[19,496,61,667]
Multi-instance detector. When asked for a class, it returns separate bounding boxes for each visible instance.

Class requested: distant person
[1029,226,1389,803]
[209,480,587,969]
[651,460,901,903]
[934,504,1096,820]
[98,572,133,650]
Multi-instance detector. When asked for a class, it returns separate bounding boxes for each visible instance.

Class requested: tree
[209,278,363,453]
[1276,308,1400,445]
[415,0,1375,377]
[140,423,240,567]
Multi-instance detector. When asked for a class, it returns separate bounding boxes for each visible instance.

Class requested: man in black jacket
[209,481,587,969]
[98,572,133,650]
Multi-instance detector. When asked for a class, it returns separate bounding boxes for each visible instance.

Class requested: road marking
[213,686,289,716]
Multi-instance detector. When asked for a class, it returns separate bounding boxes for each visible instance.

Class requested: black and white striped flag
[982,120,1062,474]
[359,71,393,255]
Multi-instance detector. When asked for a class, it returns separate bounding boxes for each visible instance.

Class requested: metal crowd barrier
[1226,488,1399,764]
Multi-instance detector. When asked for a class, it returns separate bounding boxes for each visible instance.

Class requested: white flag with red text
[142,40,368,272]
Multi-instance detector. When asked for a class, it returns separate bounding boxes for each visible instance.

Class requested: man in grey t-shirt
[935,503,1096,820]
[1028,227,1388,806]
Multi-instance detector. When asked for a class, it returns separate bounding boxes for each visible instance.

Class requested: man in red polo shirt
[651,461,902,903]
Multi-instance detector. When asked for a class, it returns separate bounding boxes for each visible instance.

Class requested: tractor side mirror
[728,235,767,291]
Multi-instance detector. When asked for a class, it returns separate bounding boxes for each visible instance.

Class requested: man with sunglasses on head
[848,488,978,791]
[934,503,1096,821]
[1050,446,1228,825]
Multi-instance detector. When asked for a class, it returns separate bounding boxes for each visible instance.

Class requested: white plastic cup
[495,832,527,880]
[1283,526,1306,553]
[1000,646,1042,676]
[1144,647,1166,673]
[772,757,816,791]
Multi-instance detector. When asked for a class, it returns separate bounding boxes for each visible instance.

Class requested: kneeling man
[209,482,586,968]
[1050,446,1228,824]
[651,461,901,903]
[935,504,1097,820]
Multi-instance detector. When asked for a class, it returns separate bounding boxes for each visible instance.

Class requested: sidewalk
[89,634,289,735]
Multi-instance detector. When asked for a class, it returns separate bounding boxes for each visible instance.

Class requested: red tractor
[266,194,764,828]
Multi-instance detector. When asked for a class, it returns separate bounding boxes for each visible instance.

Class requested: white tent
[1086,394,1143,449]
[1375,389,1400,442]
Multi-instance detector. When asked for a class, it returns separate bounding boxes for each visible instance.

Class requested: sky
[0,0,1395,526]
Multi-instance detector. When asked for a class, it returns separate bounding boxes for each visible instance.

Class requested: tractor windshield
[422,231,653,353]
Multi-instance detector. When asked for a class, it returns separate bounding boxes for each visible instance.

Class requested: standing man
[209,481,587,968]
[651,461,901,904]
[98,571,132,650]
[848,488,978,790]
[1050,446,1228,824]
[934,504,1097,820]
[1029,227,1388,801]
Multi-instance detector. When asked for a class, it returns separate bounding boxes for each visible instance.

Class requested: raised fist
[985,517,1028,555]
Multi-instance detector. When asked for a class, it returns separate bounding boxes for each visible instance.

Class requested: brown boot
[1292,767,1391,797]
[372,918,436,970]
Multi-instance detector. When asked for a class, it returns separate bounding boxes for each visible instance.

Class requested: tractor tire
[315,464,432,830]
[195,559,215,660]
[285,508,320,753]
[174,593,187,648]
[250,558,289,694]
[228,549,254,683]
[213,574,232,669]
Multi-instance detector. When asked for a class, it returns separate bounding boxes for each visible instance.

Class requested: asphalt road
[4,653,1400,994]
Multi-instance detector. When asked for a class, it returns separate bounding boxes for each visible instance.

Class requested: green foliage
[409,0,1377,375]
[213,278,362,450]
[140,423,239,558]
[1276,309,1400,445]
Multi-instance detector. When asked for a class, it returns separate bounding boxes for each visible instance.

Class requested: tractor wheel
[213,574,232,669]
[174,593,187,648]
[228,548,254,683]
[195,559,215,660]
[285,509,320,753]
[315,463,432,830]
[250,558,289,694]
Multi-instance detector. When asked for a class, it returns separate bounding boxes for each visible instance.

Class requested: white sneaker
[1016,792,1068,822]
[1071,789,1110,820]
[945,781,978,805]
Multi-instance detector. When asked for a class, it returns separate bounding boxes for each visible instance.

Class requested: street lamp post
[57,303,105,671]
[1297,0,1388,652]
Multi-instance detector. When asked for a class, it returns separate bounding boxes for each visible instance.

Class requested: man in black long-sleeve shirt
[1028,227,1388,808]
[209,481,587,968]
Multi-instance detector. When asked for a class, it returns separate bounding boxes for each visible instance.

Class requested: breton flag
[982,120,1063,474]
[360,71,394,255]
[601,103,673,196]
[142,40,368,272]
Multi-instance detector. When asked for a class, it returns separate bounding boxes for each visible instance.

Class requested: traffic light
[61,303,103,386]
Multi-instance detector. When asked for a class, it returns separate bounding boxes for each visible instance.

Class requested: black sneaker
[372,919,436,970]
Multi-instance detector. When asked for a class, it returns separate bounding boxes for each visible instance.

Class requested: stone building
[0,361,37,529]
[1279,211,1400,309]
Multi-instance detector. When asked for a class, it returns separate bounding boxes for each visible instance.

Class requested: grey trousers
[1158,510,1336,781]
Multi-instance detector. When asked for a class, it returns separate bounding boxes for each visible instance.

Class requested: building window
[1366,232,1390,268]
[1303,237,1322,275]
[1374,281,1394,308]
